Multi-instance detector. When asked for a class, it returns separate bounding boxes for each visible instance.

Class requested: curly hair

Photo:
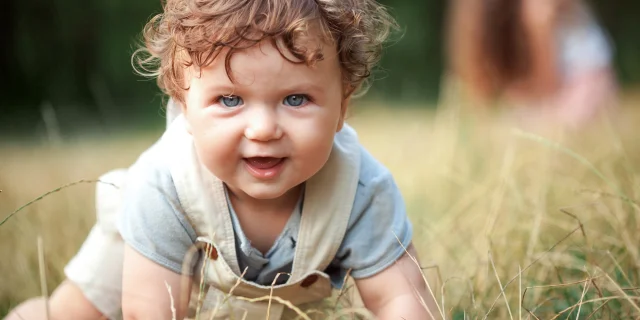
[132,0,397,104]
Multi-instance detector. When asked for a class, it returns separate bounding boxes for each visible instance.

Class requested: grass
[2,96,640,319]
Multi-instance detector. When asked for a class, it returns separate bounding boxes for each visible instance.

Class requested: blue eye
[219,95,243,107]
[283,95,308,107]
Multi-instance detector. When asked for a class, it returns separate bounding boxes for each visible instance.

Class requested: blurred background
[1,0,638,140]
[2,0,640,319]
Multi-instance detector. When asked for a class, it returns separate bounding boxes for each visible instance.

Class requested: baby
[5,0,436,319]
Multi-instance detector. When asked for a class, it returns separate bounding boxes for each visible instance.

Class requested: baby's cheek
[309,136,334,162]
[193,140,221,167]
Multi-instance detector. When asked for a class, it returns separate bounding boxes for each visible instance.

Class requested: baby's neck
[226,184,303,255]
[226,184,303,214]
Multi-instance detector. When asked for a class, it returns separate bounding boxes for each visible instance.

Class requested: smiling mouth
[244,157,284,169]
[243,157,286,179]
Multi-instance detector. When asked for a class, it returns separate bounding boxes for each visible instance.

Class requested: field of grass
[2,96,640,319]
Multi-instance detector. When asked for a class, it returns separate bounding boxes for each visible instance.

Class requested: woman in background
[443,0,618,129]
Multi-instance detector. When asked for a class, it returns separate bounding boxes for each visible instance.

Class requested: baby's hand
[354,244,440,320]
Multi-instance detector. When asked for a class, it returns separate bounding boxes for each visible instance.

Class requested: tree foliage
[0,0,637,134]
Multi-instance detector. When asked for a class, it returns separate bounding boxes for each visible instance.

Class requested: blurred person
[4,0,439,319]
[443,0,618,129]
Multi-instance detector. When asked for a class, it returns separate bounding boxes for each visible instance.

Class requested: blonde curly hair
[133,0,397,104]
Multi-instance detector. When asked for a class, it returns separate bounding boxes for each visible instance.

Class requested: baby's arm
[122,245,192,320]
[333,148,440,319]
[116,153,201,320]
[356,244,439,320]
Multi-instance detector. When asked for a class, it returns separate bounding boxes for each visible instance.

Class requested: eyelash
[216,95,243,108]
[213,94,314,107]
[283,94,311,107]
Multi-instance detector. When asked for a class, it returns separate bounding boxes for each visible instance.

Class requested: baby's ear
[177,100,193,134]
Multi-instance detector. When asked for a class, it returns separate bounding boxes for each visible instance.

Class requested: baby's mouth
[243,157,285,169]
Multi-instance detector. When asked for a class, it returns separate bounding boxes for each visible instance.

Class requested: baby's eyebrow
[277,81,327,94]
[202,83,237,94]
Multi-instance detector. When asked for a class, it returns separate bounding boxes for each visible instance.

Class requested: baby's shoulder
[332,124,395,198]
[125,133,177,188]
[130,117,193,174]
[355,145,394,191]
[344,145,404,228]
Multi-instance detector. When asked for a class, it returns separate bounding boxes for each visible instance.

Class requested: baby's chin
[231,181,303,201]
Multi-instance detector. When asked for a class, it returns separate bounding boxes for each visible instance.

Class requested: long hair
[446,0,531,100]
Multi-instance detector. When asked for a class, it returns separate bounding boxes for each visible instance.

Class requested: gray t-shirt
[117,134,413,288]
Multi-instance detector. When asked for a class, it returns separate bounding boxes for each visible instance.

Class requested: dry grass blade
[485,251,513,320]
[422,264,444,301]
[207,267,249,320]
[520,274,604,317]
[440,276,478,317]
[526,309,542,320]
[5,108,640,320]
[526,295,559,319]
[486,139,516,235]
[606,250,634,289]
[589,275,614,316]
[559,208,587,240]
[165,281,177,320]
[513,130,608,185]
[485,226,582,318]
[584,300,610,320]
[234,296,311,320]
[0,179,118,227]
[550,296,639,320]
[266,272,288,319]
[326,307,375,319]
[524,277,602,292]
[575,272,592,320]
[578,189,640,209]
[333,268,353,311]
[207,293,224,320]
[603,272,640,315]
[514,129,633,205]
[393,233,444,320]
[300,309,325,319]
[37,236,50,320]
[195,244,212,320]
[519,265,522,320]
[440,278,447,317]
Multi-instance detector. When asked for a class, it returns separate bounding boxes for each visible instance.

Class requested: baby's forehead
[192,38,341,85]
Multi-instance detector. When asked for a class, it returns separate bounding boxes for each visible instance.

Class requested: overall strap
[166,115,241,275]
[290,124,361,280]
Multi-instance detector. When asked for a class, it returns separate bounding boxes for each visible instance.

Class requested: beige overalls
[161,115,363,319]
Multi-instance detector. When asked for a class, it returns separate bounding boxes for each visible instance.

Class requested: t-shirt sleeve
[116,156,200,275]
[327,148,413,287]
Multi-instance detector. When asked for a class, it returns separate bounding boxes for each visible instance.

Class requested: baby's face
[181,38,347,201]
